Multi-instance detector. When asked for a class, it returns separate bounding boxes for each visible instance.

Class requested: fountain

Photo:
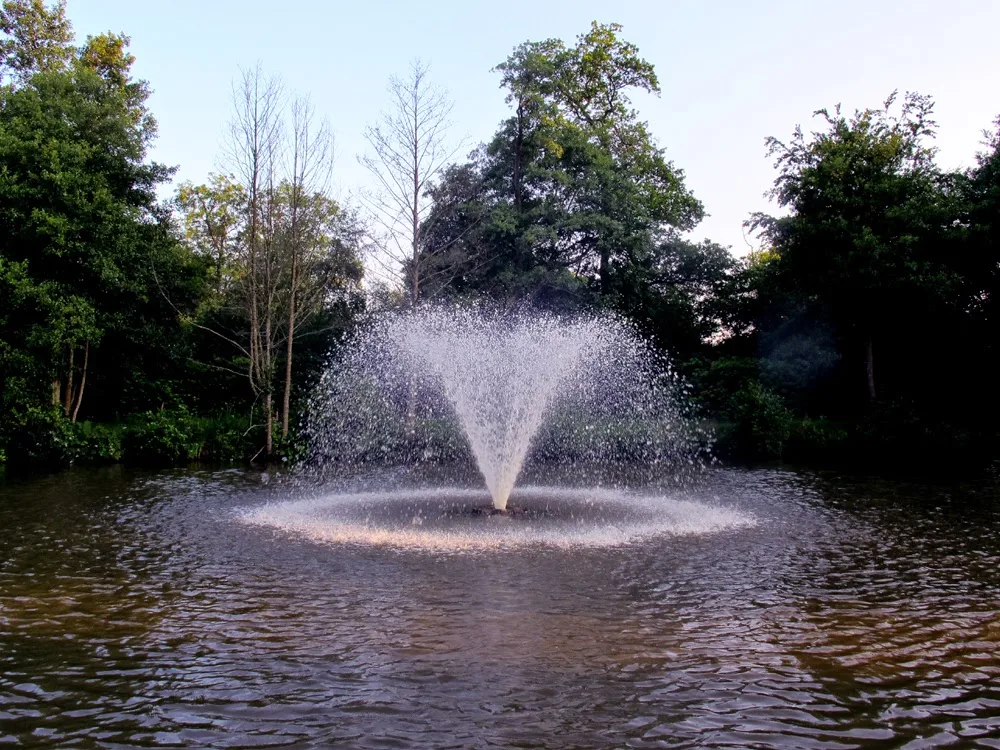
[387,310,607,510]
[242,305,753,548]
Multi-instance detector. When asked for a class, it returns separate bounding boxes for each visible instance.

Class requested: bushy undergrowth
[0,408,272,469]
[713,386,996,471]
[724,382,795,460]
[3,388,992,475]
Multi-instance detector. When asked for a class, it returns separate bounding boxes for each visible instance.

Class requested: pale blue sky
[71,0,1000,254]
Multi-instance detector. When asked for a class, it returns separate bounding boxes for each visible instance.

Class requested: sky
[70,0,1000,255]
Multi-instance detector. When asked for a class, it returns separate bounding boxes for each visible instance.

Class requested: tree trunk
[264,303,273,457]
[264,392,273,459]
[411,180,420,305]
[282,255,296,438]
[71,342,88,423]
[63,344,74,416]
[411,82,421,307]
[216,249,223,294]
[51,379,61,407]
[513,104,524,210]
[599,247,611,296]
[865,335,876,402]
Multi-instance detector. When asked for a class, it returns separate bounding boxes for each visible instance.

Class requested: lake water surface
[1,465,999,748]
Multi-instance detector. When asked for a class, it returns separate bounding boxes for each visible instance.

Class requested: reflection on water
[1,465,999,748]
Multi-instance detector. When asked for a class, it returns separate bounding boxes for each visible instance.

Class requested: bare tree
[225,63,285,458]
[170,67,364,458]
[359,59,461,305]
[280,95,334,437]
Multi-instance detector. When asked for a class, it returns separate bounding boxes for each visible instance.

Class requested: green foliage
[1,409,264,469]
[122,408,203,464]
[714,93,999,470]
[58,420,124,463]
[728,382,794,460]
[120,409,268,465]
[784,417,850,462]
[2,6,999,476]
[0,402,63,465]
[0,27,194,436]
[198,413,252,462]
[687,356,759,417]
[420,22,705,323]
[747,92,961,404]
[0,0,72,85]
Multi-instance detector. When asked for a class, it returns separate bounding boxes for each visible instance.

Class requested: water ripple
[0,466,998,748]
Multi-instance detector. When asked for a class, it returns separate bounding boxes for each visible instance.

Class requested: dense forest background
[0,1,997,471]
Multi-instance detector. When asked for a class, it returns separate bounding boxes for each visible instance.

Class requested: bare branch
[358,59,464,304]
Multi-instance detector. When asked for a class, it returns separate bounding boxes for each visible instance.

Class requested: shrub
[59,421,125,463]
[729,381,794,460]
[855,398,983,470]
[0,404,66,467]
[784,416,850,462]
[197,413,254,461]
[122,408,204,464]
[687,356,759,417]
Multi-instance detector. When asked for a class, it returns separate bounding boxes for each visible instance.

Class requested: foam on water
[239,487,756,552]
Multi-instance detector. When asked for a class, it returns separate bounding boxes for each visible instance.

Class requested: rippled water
[1,465,999,748]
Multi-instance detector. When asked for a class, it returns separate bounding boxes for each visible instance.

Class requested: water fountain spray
[308,306,704,510]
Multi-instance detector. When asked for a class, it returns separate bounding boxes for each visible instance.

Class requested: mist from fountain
[308,306,707,511]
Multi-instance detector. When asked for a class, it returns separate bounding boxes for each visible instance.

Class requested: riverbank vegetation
[1,1,997,472]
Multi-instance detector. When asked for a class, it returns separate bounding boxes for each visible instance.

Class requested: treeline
[358,24,1000,468]
[0,2,997,471]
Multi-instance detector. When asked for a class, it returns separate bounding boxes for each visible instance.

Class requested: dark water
[1,465,999,749]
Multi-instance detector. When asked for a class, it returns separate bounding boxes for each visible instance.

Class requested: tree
[360,59,461,305]
[491,22,703,298]
[417,22,708,339]
[223,63,285,456]
[77,31,152,131]
[176,174,245,294]
[617,233,736,354]
[280,95,331,437]
[748,92,953,403]
[962,116,1000,343]
[0,19,215,466]
[945,116,1000,429]
[0,0,72,86]
[176,69,365,455]
[0,49,171,416]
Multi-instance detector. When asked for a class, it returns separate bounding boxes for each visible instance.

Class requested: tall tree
[0,26,190,438]
[492,22,703,298]
[360,59,460,305]
[419,23,705,321]
[963,116,1000,342]
[280,95,330,436]
[748,92,951,403]
[224,63,285,457]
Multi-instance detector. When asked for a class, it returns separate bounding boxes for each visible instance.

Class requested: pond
[1,465,999,748]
